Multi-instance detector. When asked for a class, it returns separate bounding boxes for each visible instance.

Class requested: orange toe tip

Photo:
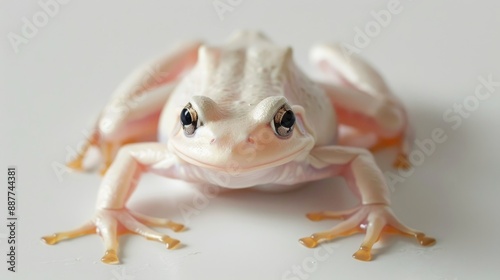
[393,154,411,170]
[162,236,180,249]
[306,213,323,221]
[394,162,411,170]
[41,235,58,245]
[101,250,120,264]
[418,236,436,247]
[167,222,185,232]
[299,237,318,248]
[67,161,84,170]
[352,247,372,261]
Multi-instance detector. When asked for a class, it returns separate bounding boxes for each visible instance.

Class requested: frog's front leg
[43,143,185,264]
[299,146,435,261]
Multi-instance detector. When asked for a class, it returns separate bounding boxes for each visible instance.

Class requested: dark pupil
[180,108,192,125]
[281,110,295,128]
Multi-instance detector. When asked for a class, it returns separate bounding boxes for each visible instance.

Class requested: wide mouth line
[170,143,307,173]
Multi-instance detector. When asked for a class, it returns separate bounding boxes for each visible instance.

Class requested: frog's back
[198,31,291,108]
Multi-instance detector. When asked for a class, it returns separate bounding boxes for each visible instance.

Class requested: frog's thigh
[99,83,176,143]
[97,40,202,143]
[310,43,391,98]
[322,84,405,138]
[321,84,411,168]
[78,41,202,172]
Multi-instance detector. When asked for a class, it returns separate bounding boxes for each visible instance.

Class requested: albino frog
[42,31,435,264]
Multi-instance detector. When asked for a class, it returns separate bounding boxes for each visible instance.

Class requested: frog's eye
[180,103,198,136]
[272,104,295,139]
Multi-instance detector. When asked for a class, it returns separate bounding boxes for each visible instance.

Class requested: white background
[1,0,500,279]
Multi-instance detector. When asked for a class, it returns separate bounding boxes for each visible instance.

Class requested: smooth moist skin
[43,30,435,264]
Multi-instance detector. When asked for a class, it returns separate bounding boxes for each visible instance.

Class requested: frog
[42,31,435,264]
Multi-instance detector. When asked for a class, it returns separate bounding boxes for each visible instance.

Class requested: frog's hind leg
[318,83,411,169]
[68,89,172,175]
[67,41,203,174]
[310,44,412,169]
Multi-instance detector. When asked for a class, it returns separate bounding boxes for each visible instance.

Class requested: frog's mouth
[169,142,309,173]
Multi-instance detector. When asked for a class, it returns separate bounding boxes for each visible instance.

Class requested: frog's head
[168,95,314,173]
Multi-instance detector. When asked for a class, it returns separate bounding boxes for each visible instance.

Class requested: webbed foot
[299,205,435,261]
[42,208,184,264]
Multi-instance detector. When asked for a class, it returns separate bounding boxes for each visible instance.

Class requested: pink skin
[42,31,435,264]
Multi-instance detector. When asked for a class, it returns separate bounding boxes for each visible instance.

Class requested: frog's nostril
[210,138,216,144]
[247,137,255,144]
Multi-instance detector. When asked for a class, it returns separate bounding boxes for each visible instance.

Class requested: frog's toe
[41,222,96,245]
[306,207,360,221]
[66,131,99,172]
[67,157,85,171]
[350,213,386,261]
[64,131,122,176]
[300,209,365,249]
[393,153,411,170]
[66,144,91,171]
[113,210,182,250]
[101,249,120,265]
[160,236,181,249]
[99,142,115,176]
[369,134,412,170]
[129,209,185,232]
[299,237,319,248]
[384,215,436,247]
[352,246,372,261]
